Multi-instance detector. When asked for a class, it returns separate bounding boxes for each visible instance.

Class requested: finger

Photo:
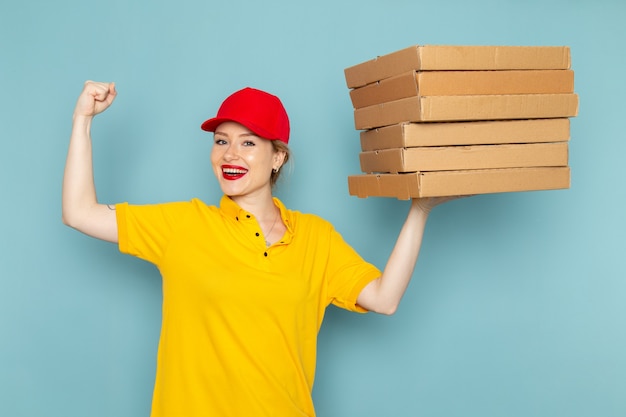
[84,81,113,101]
[104,82,117,105]
[92,84,112,102]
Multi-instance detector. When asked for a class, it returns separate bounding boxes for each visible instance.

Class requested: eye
[214,138,227,145]
[243,140,256,146]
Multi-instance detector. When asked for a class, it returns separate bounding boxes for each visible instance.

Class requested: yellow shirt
[116,196,381,417]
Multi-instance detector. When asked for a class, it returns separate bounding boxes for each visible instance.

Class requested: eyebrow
[214,131,258,138]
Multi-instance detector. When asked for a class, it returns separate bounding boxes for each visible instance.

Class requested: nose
[222,143,239,161]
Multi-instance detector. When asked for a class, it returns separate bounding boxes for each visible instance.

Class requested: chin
[218,182,246,197]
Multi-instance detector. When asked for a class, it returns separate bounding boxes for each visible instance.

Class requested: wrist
[411,199,433,216]
[71,114,94,139]
[73,112,94,122]
[72,113,94,131]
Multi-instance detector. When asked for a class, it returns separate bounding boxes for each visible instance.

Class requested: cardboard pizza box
[349,69,575,109]
[354,93,579,129]
[359,142,568,173]
[359,119,571,150]
[345,45,571,88]
[348,167,571,199]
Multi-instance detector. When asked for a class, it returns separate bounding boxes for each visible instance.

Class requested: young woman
[62,81,455,417]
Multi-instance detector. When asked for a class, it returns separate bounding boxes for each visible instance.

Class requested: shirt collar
[219,195,295,235]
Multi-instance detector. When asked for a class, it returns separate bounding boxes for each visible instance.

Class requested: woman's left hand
[412,195,471,215]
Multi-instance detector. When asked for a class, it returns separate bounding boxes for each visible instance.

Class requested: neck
[230,191,277,222]
[230,193,282,247]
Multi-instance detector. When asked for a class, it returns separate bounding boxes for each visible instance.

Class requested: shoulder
[189,198,217,211]
[125,198,212,211]
[296,211,331,227]
[121,198,217,221]
[273,198,336,234]
[285,207,335,235]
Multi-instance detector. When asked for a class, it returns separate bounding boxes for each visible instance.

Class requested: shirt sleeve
[324,225,381,313]
[116,201,191,265]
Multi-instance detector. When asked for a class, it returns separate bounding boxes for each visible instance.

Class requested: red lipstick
[221,165,248,180]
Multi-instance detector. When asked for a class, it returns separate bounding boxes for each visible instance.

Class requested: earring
[272,167,280,173]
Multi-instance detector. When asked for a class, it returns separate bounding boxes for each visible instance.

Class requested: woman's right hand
[73,81,117,118]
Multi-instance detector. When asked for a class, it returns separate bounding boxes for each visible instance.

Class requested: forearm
[365,202,430,314]
[62,115,97,225]
[382,202,429,304]
[357,196,461,314]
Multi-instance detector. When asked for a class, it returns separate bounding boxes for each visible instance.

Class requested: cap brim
[201,117,229,132]
[201,117,277,141]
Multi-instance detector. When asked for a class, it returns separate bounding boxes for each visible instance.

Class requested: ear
[273,149,286,170]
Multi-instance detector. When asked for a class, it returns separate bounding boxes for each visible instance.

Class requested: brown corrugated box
[360,119,571,150]
[345,45,571,88]
[354,93,579,129]
[350,69,575,109]
[348,167,571,199]
[359,142,568,173]
[343,44,577,199]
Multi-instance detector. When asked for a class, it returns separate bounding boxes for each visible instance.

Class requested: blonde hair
[270,140,291,187]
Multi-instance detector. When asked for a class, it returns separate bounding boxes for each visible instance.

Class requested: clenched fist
[73,81,117,118]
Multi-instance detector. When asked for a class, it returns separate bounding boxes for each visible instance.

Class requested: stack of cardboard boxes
[344,45,579,199]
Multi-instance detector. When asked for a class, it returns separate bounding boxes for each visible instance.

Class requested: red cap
[201,87,290,144]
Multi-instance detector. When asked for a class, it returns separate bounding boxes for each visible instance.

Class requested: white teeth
[223,168,247,174]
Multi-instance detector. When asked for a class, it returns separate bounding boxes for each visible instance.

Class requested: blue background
[2,0,625,416]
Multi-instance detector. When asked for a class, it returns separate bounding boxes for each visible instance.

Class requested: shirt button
[255,232,260,237]
[246,215,251,218]
[263,252,268,257]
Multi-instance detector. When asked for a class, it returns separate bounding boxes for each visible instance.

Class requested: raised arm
[62,81,119,243]
[356,197,458,315]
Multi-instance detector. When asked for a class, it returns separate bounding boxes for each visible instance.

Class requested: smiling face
[210,121,285,200]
